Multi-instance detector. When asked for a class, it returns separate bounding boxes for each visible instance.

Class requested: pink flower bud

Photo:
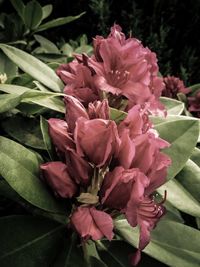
[48,118,74,153]
[40,162,77,198]
[74,117,120,167]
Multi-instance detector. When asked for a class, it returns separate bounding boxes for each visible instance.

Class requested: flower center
[108,69,130,88]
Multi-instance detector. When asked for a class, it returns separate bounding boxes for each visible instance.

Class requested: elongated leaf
[160,97,184,115]
[189,83,200,95]
[40,116,55,160]
[155,119,199,179]
[0,215,65,267]
[0,136,65,213]
[10,0,25,20]
[35,12,85,32]
[34,34,60,53]
[191,147,200,166]
[1,116,45,150]
[53,233,85,267]
[157,179,200,217]
[96,240,167,267]
[84,241,108,267]
[0,94,21,113]
[176,159,200,200]
[42,4,53,20]
[115,219,200,267]
[0,44,64,92]
[22,90,65,113]
[0,84,31,94]
[24,0,43,30]
[0,51,17,77]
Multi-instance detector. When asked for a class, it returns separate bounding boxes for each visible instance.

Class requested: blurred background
[1,0,200,85]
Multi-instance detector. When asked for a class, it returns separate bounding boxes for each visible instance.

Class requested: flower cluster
[40,94,171,265]
[162,75,190,99]
[57,24,165,115]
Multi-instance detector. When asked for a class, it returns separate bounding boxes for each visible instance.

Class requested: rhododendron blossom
[40,95,171,266]
[57,24,165,115]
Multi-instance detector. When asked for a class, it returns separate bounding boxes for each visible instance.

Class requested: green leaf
[22,90,65,113]
[84,240,108,267]
[40,116,55,160]
[0,84,31,94]
[0,94,21,113]
[34,34,60,54]
[96,240,167,267]
[24,0,43,30]
[53,233,85,267]
[188,83,200,95]
[115,219,200,267]
[157,179,200,217]
[42,4,53,20]
[10,0,25,21]
[191,147,200,167]
[160,97,184,115]
[35,12,85,32]
[155,119,199,179]
[110,108,127,123]
[0,44,64,92]
[0,51,17,77]
[0,215,65,267]
[1,116,46,150]
[0,136,65,213]
[176,159,200,201]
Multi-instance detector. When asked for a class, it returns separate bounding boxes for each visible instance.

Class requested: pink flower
[57,61,99,106]
[40,162,77,198]
[70,206,114,241]
[188,90,200,118]
[88,99,110,120]
[90,24,164,113]
[56,24,165,114]
[75,117,120,167]
[64,95,89,132]
[162,75,190,99]
[48,118,74,154]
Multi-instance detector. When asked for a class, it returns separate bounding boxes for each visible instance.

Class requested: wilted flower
[162,75,190,99]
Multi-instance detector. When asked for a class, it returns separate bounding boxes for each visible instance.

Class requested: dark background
[1,0,200,85]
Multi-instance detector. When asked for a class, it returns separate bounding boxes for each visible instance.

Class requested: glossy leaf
[0,136,65,213]
[0,44,64,92]
[176,159,200,201]
[0,215,65,267]
[40,116,55,160]
[115,219,200,267]
[42,4,53,20]
[0,94,21,113]
[1,116,45,150]
[35,12,85,32]
[155,119,199,179]
[160,97,184,115]
[24,0,43,30]
[157,179,200,217]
